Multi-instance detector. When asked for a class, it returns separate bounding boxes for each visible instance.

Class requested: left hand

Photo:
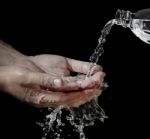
[3,54,105,108]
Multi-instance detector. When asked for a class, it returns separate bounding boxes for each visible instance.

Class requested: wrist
[0,41,26,66]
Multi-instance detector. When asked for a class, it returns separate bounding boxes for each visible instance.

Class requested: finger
[26,72,80,91]
[12,85,61,108]
[22,70,105,92]
[21,71,77,91]
[58,71,105,91]
[60,89,102,107]
[21,71,64,90]
[67,58,103,74]
[81,71,105,88]
[27,88,102,108]
[14,85,101,108]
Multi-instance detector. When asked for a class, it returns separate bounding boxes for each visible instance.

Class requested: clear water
[86,19,115,78]
[36,19,114,139]
[36,9,150,139]
[37,99,107,139]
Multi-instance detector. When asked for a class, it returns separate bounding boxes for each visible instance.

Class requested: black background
[0,4,150,139]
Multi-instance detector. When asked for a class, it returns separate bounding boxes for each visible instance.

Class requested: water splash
[37,9,150,138]
[37,18,115,139]
[37,99,107,139]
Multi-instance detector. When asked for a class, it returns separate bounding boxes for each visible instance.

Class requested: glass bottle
[114,8,150,44]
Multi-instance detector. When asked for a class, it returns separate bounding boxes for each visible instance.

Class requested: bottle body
[131,19,150,44]
[115,9,150,44]
[135,8,150,20]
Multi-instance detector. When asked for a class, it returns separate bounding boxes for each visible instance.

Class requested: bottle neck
[115,9,135,28]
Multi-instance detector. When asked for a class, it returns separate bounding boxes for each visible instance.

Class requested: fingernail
[53,79,62,88]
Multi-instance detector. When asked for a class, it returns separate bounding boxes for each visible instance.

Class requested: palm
[30,54,70,77]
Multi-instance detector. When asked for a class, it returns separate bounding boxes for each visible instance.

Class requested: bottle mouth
[115,9,135,28]
[115,9,134,20]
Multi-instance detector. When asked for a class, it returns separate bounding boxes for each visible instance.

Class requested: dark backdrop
[0,5,149,139]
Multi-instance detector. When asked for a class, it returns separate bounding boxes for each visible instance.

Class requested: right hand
[0,55,105,108]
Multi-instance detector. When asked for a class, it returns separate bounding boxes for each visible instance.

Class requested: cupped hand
[0,54,105,108]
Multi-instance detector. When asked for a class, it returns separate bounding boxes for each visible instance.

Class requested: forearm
[0,41,26,66]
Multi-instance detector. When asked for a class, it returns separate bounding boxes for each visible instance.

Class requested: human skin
[0,41,105,108]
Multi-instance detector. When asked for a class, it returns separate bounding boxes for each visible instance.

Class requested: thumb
[22,71,63,89]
